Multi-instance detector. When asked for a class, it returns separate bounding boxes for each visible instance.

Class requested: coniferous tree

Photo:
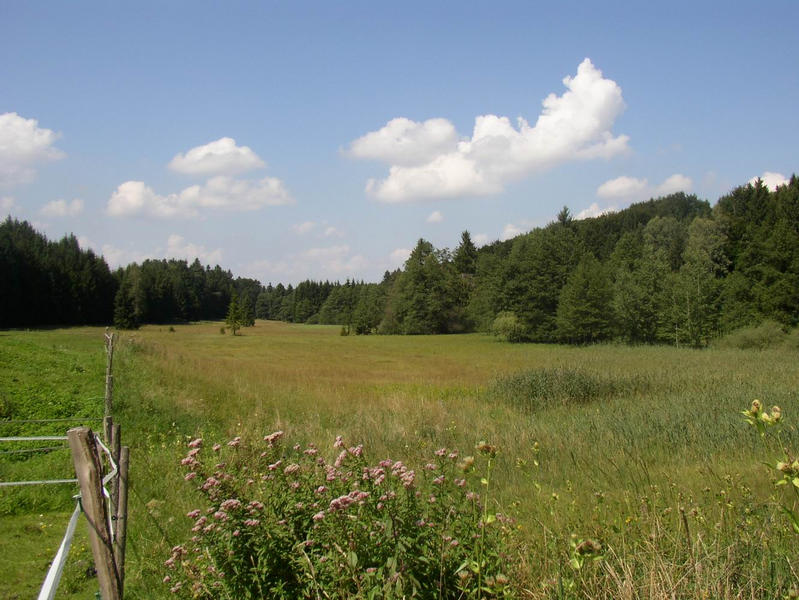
[226,293,244,335]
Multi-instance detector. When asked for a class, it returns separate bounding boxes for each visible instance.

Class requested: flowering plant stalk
[164,432,516,599]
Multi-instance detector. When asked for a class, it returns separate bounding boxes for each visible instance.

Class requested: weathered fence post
[68,427,121,600]
[104,330,116,417]
[115,446,130,596]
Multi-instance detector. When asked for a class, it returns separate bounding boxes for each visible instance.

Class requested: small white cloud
[1,196,17,213]
[107,176,292,219]
[166,233,223,264]
[575,202,616,220]
[501,223,523,241]
[324,226,344,238]
[749,171,789,191]
[40,198,84,217]
[655,173,692,196]
[0,112,65,187]
[389,247,411,266]
[426,210,443,223]
[596,173,692,204]
[168,137,265,176]
[472,233,489,247]
[597,176,648,200]
[292,221,316,234]
[351,59,629,202]
[100,244,156,268]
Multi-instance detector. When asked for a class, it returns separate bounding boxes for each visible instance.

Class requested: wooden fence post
[104,330,116,417]
[115,446,130,596]
[68,427,121,600]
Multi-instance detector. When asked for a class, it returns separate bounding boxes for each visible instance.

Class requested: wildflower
[264,430,284,447]
[433,475,445,485]
[304,446,318,456]
[466,491,479,501]
[429,495,436,503]
[212,443,222,452]
[180,456,196,466]
[454,478,466,487]
[400,470,416,488]
[284,463,301,475]
[187,448,201,458]
[247,500,264,512]
[188,438,203,449]
[771,406,782,422]
[312,511,325,521]
[201,477,220,490]
[458,456,475,472]
[268,460,282,471]
[349,444,363,457]
[220,499,241,511]
[186,509,201,519]
[170,582,183,593]
[334,435,344,448]
[184,472,196,481]
[334,450,348,468]
[435,447,447,456]
[213,510,228,521]
[447,451,458,460]
[315,485,328,494]
[476,441,497,457]
[232,529,240,537]
[424,463,437,471]
[227,436,241,448]
[163,576,171,583]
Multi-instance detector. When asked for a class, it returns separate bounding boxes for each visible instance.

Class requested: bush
[166,433,517,599]
[490,312,526,343]
[716,320,787,350]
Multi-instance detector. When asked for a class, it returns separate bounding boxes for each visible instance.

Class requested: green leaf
[792,477,799,489]
[481,477,489,486]
[485,513,496,524]
[347,550,358,569]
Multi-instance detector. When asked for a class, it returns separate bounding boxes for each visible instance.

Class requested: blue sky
[2,1,797,284]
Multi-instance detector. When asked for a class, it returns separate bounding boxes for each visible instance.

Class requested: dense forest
[2,175,797,346]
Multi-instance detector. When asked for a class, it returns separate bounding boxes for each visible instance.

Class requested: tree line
[2,174,797,346]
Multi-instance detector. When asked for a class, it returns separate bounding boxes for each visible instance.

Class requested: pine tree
[226,292,243,335]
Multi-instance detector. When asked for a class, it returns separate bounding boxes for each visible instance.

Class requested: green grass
[2,322,798,598]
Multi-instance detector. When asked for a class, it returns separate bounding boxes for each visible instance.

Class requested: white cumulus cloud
[501,223,523,241]
[389,247,411,267]
[1,196,17,213]
[347,118,458,166]
[40,198,84,217]
[168,137,265,176]
[597,176,648,200]
[426,210,443,223]
[0,112,65,187]
[575,202,616,220]
[749,171,789,191]
[655,173,693,196]
[472,233,489,247]
[166,234,223,264]
[107,175,292,218]
[351,59,629,202]
[292,221,316,234]
[595,173,693,203]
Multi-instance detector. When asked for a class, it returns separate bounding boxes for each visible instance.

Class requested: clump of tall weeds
[164,432,517,598]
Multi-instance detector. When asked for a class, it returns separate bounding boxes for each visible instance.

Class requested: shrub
[716,320,787,350]
[166,433,516,599]
[490,312,526,343]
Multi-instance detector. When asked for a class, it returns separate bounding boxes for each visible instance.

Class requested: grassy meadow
[1,321,798,598]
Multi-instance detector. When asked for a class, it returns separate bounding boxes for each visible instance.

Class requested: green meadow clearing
[1,322,797,598]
